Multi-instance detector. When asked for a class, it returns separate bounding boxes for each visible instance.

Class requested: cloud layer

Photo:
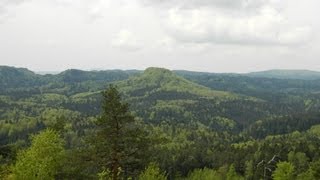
[0,0,312,46]
[141,0,271,10]
[139,0,311,46]
[111,29,142,51]
[0,0,318,72]
[164,7,311,45]
[0,0,26,16]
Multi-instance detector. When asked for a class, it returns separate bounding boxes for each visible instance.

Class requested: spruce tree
[94,85,148,180]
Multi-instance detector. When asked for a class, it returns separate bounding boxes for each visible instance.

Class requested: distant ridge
[35,71,61,75]
[0,66,41,89]
[246,69,320,80]
[0,66,137,89]
[2,66,320,91]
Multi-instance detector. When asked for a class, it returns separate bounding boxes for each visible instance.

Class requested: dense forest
[1,66,320,179]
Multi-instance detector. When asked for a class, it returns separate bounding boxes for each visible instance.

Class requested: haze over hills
[246,69,320,80]
[2,65,320,100]
[1,65,320,130]
[2,65,320,179]
[0,66,262,128]
[2,65,320,85]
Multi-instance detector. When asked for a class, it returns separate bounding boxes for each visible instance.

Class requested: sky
[0,0,319,73]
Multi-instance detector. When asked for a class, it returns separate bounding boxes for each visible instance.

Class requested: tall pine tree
[93,85,148,180]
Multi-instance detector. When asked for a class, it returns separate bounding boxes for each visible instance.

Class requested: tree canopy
[92,85,149,179]
[12,129,65,180]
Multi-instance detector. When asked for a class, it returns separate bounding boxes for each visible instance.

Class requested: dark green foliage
[246,112,320,138]
[1,67,320,179]
[92,85,149,179]
[57,69,134,84]
[247,69,320,80]
[0,66,42,90]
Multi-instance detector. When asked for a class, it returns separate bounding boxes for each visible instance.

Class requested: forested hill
[2,66,320,179]
[176,70,320,99]
[246,69,320,80]
[0,66,139,90]
[115,67,263,128]
[1,65,320,134]
[0,66,42,89]
[2,65,320,89]
[118,67,238,99]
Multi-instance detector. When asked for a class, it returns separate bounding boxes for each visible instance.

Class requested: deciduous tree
[12,129,65,180]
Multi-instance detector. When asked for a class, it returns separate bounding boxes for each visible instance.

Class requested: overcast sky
[0,0,319,73]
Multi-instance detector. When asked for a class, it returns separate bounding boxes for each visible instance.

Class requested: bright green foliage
[288,151,309,174]
[0,163,11,179]
[226,164,243,180]
[309,160,320,179]
[138,163,166,180]
[296,160,320,180]
[272,162,295,180]
[296,169,315,180]
[12,129,65,180]
[98,168,112,180]
[244,160,254,180]
[187,168,221,180]
[309,125,320,137]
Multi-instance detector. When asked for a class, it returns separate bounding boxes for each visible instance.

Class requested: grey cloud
[111,29,143,51]
[140,0,270,10]
[164,8,311,46]
[0,0,26,5]
[138,0,312,46]
[0,0,28,9]
[0,0,28,15]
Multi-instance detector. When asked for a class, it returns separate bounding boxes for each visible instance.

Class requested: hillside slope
[246,69,320,80]
[111,68,266,129]
[0,66,42,89]
[119,67,239,99]
[1,66,320,139]
[2,66,320,130]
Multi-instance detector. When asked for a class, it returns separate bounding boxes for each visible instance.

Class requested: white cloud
[111,29,142,51]
[0,0,27,15]
[156,37,176,51]
[137,0,311,46]
[0,0,319,72]
[163,7,311,45]
[140,0,275,11]
[51,0,108,20]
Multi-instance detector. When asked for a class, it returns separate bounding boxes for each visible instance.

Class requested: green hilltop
[0,66,41,89]
[2,66,320,179]
[114,67,261,127]
[118,67,238,99]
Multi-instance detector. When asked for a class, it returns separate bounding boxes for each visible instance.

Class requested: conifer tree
[94,85,148,180]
